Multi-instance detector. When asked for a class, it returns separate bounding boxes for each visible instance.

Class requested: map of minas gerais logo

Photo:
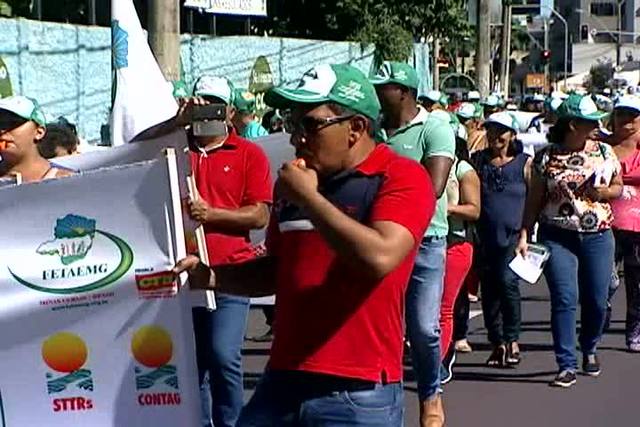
[41,332,94,412]
[8,214,133,294]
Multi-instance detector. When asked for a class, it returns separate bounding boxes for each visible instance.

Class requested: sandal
[506,342,521,365]
[486,344,507,368]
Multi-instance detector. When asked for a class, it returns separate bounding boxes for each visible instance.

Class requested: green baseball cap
[193,75,235,105]
[557,94,609,121]
[0,95,46,126]
[370,61,419,90]
[265,64,381,120]
[233,89,257,114]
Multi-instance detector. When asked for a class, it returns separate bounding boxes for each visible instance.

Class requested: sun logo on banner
[42,332,93,394]
[131,326,178,390]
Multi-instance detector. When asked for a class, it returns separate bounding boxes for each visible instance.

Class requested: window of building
[590,2,616,16]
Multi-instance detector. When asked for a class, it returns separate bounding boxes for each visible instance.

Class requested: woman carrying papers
[472,112,531,369]
[517,94,623,388]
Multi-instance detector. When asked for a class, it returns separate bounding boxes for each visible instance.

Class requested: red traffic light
[540,50,551,64]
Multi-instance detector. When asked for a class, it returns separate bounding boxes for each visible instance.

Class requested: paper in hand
[509,244,550,284]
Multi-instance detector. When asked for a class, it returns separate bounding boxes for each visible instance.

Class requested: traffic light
[540,50,551,65]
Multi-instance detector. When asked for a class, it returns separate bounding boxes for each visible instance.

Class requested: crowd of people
[2,60,639,427]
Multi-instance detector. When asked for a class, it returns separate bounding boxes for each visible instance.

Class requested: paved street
[242,281,636,426]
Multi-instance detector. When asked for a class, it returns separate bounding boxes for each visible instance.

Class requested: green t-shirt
[384,107,456,237]
[241,121,269,140]
[446,159,475,239]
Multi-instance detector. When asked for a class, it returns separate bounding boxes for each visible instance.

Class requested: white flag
[110,0,178,146]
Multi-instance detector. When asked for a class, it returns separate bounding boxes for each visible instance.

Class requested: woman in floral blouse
[517,94,623,389]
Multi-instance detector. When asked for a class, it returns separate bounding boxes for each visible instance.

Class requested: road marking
[470,310,482,320]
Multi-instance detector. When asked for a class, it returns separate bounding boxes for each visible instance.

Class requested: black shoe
[582,354,601,377]
[486,344,507,368]
[550,370,577,388]
[441,348,456,385]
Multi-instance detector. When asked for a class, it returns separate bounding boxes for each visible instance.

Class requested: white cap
[456,102,476,119]
[484,111,519,132]
[467,90,481,101]
[426,90,442,103]
[481,94,501,107]
[615,95,640,113]
[193,75,234,105]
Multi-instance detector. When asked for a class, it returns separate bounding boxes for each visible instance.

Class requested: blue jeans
[237,371,404,426]
[540,226,614,371]
[192,293,250,427]
[405,236,446,400]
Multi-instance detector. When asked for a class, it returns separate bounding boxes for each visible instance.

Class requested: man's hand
[172,255,215,290]
[175,97,211,127]
[189,198,214,224]
[278,160,319,207]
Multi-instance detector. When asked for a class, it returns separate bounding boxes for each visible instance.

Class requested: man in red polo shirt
[182,75,272,427]
[175,64,436,426]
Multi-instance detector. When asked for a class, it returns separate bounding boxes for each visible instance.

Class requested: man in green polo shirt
[231,88,270,139]
[372,61,455,427]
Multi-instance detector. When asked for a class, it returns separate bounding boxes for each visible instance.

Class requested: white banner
[207,0,267,16]
[0,157,200,426]
[111,0,178,146]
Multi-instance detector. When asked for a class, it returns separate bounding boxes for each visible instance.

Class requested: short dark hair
[326,103,376,137]
[38,124,79,159]
[547,118,572,144]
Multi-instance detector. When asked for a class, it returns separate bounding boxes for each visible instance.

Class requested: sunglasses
[284,114,355,135]
[0,116,28,134]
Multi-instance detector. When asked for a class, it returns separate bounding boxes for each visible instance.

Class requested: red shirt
[266,144,436,382]
[190,131,272,266]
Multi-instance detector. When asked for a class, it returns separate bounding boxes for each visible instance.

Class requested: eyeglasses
[284,114,355,135]
[0,117,28,134]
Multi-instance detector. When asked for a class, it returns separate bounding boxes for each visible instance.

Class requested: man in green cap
[372,60,455,427]
[231,88,269,139]
[172,63,436,426]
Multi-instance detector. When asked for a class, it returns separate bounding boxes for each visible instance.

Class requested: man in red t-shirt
[179,76,272,427]
[175,64,436,426]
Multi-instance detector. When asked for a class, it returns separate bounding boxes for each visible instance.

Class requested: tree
[585,60,614,92]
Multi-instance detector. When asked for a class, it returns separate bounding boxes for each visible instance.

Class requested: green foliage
[351,11,414,65]
[335,0,470,64]
[585,61,614,92]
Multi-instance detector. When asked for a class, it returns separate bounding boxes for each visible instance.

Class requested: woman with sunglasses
[517,94,623,388]
[0,96,72,182]
[472,111,531,368]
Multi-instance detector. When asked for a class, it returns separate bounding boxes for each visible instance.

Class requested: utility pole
[543,18,549,89]
[476,0,491,97]
[499,2,512,97]
[148,0,181,81]
[617,0,627,67]
[433,38,440,91]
